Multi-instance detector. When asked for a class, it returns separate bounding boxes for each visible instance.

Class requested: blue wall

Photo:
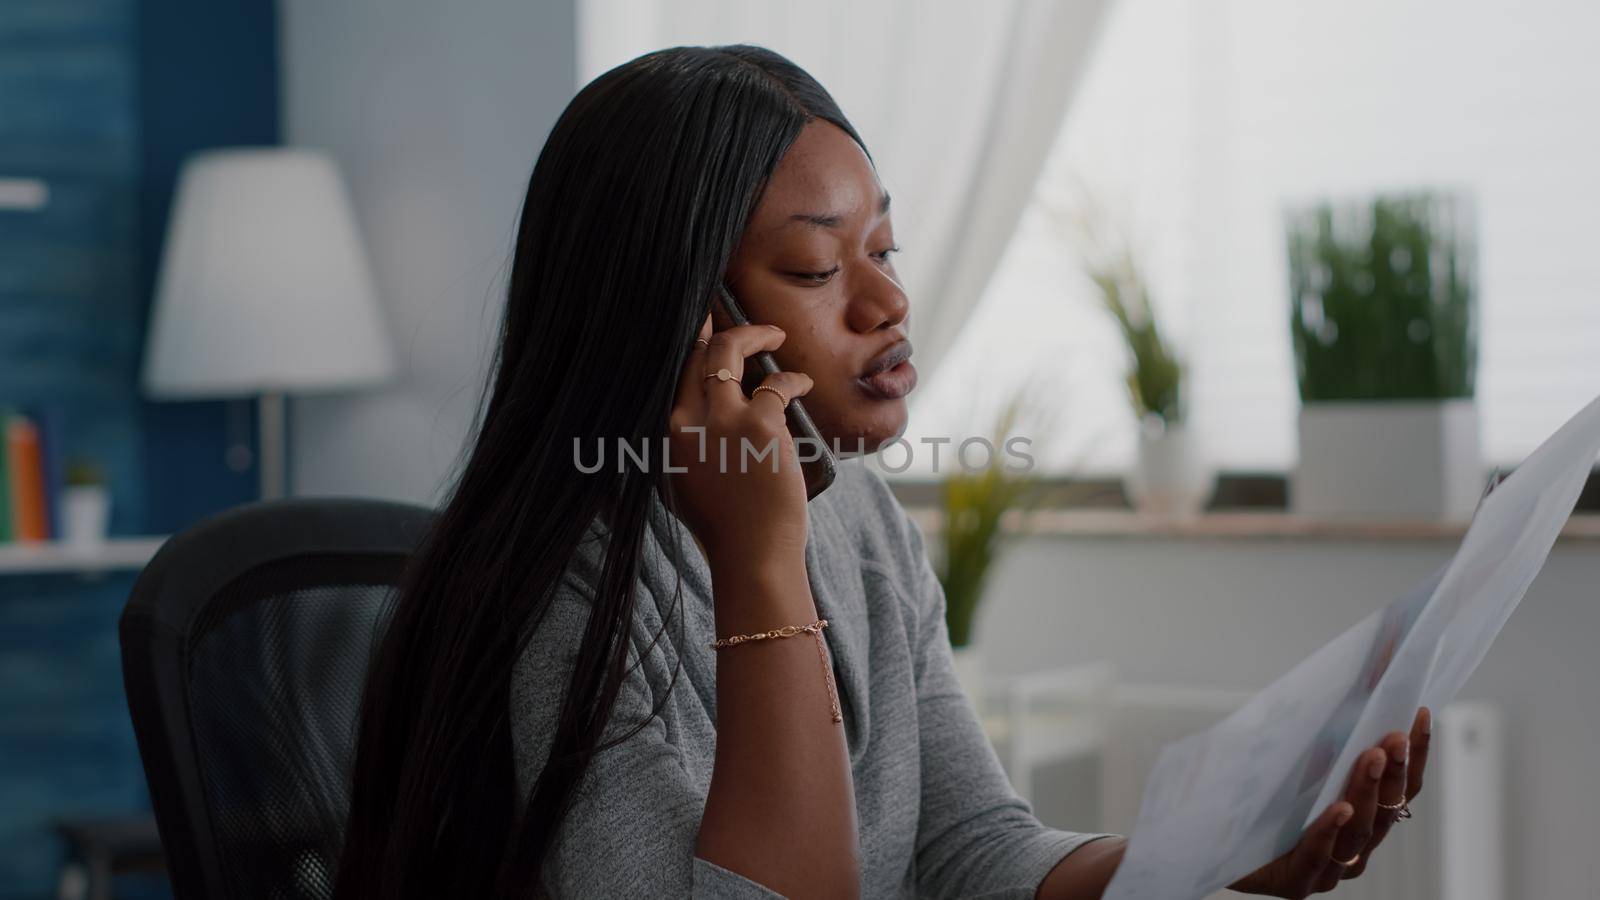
[137,0,277,535]
[0,0,277,894]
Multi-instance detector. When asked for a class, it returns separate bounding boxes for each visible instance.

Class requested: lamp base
[259,392,288,500]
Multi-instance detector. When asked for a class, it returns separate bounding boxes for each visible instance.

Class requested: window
[906,0,1600,477]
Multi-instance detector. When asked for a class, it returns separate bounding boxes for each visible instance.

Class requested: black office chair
[120,497,435,900]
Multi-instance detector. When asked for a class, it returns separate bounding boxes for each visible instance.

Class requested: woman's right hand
[666,311,815,570]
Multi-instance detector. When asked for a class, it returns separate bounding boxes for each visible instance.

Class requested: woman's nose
[849,266,910,333]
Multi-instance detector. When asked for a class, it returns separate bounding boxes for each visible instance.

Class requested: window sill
[901,506,1600,543]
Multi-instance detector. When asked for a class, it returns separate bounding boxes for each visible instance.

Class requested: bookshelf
[0,537,167,576]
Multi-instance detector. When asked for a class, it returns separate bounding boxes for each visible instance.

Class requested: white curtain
[578,0,1111,382]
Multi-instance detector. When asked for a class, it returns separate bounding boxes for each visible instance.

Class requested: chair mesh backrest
[121,498,432,900]
[185,555,397,900]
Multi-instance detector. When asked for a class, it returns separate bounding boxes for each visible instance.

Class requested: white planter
[62,485,111,547]
[1127,421,1210,515]
[950,645,985,713]
[1294,399,1483,521]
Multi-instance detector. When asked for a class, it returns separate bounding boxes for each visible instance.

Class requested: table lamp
[141,147,395,500]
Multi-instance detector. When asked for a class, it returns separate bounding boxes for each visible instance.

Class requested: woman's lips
[858,358,918,400]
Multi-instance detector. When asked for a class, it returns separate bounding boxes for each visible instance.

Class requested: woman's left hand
[1229,707,1432,898]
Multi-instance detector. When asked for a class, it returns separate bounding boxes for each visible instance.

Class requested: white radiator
[1096,686,1505,900]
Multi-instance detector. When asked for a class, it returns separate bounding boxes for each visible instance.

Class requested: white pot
[1294,399,1483,521]
[950,644,985,713]
[62,485,111,547]
[1128,420,1210,515]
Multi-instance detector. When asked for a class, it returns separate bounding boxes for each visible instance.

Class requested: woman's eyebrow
[781,189,891,231]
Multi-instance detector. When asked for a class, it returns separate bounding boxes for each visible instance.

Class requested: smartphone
[715,283,838,500]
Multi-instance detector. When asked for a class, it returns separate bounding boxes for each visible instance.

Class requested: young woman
[333,44,1430,899]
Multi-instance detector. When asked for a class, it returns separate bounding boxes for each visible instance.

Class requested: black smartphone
[715,283,838,501]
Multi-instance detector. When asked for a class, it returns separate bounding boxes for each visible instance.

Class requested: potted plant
[937,394,1040,708]
[1046,186,1209,513]
[1285,189,1481,520]
[62,458,111,547]
[1081,242,1211,514]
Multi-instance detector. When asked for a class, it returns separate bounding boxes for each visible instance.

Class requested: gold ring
[752,385,789,408]
[1379,798,1413,818]
[1331,851,1361,867]
[704,368,736,382]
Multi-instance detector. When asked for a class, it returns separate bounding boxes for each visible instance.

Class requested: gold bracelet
[710,618,828,648]
[710,618,843,724]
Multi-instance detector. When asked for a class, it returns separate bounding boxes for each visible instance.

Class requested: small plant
[938,395,1040,648]
[1046,187,1186,428]
[1286,189,1478,401]
[1084,246,1185,427]
[64,458,106,488]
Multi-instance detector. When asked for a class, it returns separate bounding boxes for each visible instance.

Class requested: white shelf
[0,537,168,575]
[907,506,1600,543]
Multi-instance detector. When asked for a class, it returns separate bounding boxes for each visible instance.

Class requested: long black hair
[333,45,872,898]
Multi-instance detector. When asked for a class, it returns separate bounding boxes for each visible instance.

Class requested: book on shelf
[0,405,69,545]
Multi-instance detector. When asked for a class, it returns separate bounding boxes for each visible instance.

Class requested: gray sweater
[511,457,1112,897]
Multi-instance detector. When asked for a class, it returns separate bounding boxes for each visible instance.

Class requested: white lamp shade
[142,147,396,398]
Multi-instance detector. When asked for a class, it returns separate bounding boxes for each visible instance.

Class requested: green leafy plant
[1286,189,1478,401]
[1084,246,1186,426]
[1045,187,1186,427]
[938,395,1040,648]
[64,458,106,488]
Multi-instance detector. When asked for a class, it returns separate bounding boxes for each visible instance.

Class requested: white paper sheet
[1103,394,1600,900]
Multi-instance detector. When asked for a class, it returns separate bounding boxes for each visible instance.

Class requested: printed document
[1104,394,1600,900]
